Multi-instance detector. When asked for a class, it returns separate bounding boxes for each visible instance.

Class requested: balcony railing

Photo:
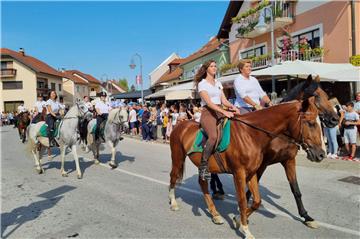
[235,1,295,39]
[0,68,17,78]
[221,49,324,75]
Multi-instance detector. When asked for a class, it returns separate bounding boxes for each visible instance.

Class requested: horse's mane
[108,108,120,124]
[234,101,299,123]
[282,79,319,102]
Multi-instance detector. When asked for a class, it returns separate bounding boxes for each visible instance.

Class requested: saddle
[188,118,231,155]
[39,120,62,138]
[91,121,106,137]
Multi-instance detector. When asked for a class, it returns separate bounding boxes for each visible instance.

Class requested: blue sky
[2,1,229,89]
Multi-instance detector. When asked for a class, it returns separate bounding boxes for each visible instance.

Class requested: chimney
[19,48,25,56]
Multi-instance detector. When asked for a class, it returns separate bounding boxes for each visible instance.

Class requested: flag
[136,75,142,85]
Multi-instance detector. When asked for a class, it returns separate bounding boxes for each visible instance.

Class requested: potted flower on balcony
[298,36,311,53]
[278,31,294,61]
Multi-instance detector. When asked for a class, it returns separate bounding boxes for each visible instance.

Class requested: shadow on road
[97,151,135,165]
[174,174,302,236]
[1,185,76,239]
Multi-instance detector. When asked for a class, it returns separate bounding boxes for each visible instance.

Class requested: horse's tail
[169,122,188,185]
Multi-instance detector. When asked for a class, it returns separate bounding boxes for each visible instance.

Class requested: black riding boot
[199,142,213,181]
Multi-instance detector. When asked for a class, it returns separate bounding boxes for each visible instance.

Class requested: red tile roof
[180,37,225,65]
[66,70,101,85]
[155,67,183,86]
[169,58,185,65]
[63,71,88,85]
[0,48,64,78]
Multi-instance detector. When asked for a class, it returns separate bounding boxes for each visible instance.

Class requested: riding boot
[199,142,213,181]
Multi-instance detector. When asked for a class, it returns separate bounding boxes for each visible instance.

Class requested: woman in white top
[31,94,46,123]
[46,91,61,147]
[95,92,111,141]
[234,59,272,113]
[195,59,240,181]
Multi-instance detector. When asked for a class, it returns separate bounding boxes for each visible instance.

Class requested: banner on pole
[136,75,142,85]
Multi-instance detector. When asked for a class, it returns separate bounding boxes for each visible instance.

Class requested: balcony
[0,68,17,78]
[234,1,295,39]
[221,48,324,76]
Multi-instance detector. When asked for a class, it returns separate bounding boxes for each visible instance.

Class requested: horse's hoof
[62,172,68,177]
[212,215,224,225]
[94,160,100,165]
[77,174,83,179]
[36,168,44,174]
[305,220,319,229]
[232,215,240,229]
[109,162,118,169]
[170,204,179,211]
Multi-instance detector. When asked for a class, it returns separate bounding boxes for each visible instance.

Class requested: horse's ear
[303,74,313,88]
[314,75,320,83]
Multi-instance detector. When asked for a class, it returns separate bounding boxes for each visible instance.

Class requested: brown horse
[168,98,324,238]
[17,111,31,143]
[244,76,339,229]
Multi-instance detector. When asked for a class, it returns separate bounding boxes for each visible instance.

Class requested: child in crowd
[162,112,168,143]
[340,102,360,161]
[165,114,173,143]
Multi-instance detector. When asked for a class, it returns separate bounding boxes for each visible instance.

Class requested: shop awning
[165,90,194,100]
[250,60,360,82]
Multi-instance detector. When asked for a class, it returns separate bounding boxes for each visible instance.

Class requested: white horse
[26,101,93,179]
[86,108,128,168]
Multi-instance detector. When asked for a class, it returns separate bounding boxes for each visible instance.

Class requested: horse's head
[109,108,129,132]
[75,101,93,121]
[297,96,326,163]
[302,75,339,128]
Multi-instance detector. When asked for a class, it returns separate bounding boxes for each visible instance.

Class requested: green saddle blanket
[188,119,231,154]
[39,120,62,138]
[91,122,105,136]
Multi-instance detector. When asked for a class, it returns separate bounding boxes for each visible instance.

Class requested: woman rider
[234,59,272,113]
[195,59,240,181]
[45,90,61,147]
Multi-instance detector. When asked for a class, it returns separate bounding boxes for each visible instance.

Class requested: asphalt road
[1,125,360,239]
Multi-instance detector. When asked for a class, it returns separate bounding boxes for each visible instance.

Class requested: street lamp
[254,6,277,101]
[129,53,143,103]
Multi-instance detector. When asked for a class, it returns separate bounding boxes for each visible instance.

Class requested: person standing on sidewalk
[340,102,360,161]
[128,104,137,136]
[141,105,151,141]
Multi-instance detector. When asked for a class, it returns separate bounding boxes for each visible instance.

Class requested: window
[37,81,45,89]
[240,45,266,59]
[2,81,23,90]
[51,83,56,90]
[58,84,62,91]
[292,28,320,49]
[4,101,23,113]
[83,86,85,93]
[1,61,13,69]
[77,86,80,93]
[91,88,95,91]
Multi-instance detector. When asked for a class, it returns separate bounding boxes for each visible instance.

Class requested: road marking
[85,158,360,237]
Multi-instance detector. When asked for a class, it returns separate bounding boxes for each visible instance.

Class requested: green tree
[130,84,136,92]
[118,78,129,92]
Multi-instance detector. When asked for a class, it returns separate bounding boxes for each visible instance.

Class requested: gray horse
[86,107,128,168]
[27,100,93,179]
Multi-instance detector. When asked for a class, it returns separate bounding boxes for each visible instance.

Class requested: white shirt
[95,101,111,114]
[129,109,137,123]
[34,100,46,113]
[84,102,93,110]
[198,79,223,107]
[172,112,179,125]
[234,74,266,108]
[46,99,60,114]
[18,105,27,113]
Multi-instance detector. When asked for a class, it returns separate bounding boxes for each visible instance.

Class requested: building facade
[0,48,63,112]
[149,53,180,88]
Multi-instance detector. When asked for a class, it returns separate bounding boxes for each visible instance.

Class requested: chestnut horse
[168,98,324,238]
[244,76,339,229]
[17,111,30,143]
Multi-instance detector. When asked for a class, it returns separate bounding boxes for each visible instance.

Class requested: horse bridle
[111,109,128,133]
[62,102,89,120]
[231,107,318,151]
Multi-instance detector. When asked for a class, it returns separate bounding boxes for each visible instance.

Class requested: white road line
[84,157,360,237]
